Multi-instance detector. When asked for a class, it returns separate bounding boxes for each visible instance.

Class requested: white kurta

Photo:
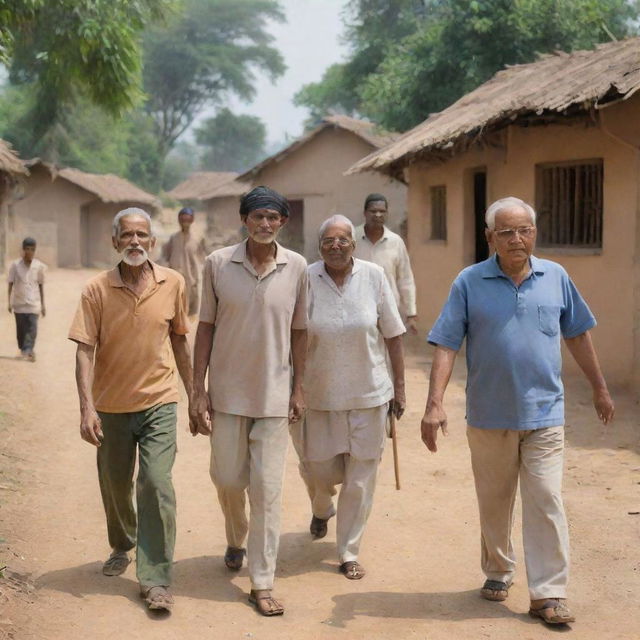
[305,258,405,412]
[353,224,417,318]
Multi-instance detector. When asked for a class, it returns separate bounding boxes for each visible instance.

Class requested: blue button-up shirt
[428,254,596,430]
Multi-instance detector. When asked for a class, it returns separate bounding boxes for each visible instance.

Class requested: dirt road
[1,268,639,640]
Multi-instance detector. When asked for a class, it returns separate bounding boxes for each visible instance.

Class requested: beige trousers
[466,425,569,600]
[209,412,289,590]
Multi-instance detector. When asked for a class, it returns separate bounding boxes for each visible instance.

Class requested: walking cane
[389,410,401,490]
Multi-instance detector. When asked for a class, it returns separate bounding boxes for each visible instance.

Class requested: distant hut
[237,115,407,258]
[9,160,159,268]
[167,171,249,250]
[0,139,28,271]
[349,37,640,387]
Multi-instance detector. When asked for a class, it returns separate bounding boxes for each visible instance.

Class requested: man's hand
[405,316,418,336]
[288,387,305,424]
[7,304,11,313]
[594,387,614,425]
[390,386,406,419]
[190,389,212,436]
[420,403,448,453]
[41,306,46,318]
[80,408,103,447]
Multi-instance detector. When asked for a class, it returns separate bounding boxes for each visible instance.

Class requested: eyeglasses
[320,237,353,248]
[247,212,282,224]
[494,226,536,239]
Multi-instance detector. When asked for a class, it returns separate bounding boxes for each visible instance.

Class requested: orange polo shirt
[68,262,189,413]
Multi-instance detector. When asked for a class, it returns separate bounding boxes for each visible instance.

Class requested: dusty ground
[0,267,639,640]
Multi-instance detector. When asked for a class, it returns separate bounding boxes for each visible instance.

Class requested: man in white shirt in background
[354,193,418,334]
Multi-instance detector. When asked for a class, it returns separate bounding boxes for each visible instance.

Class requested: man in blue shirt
[420,197,614,626]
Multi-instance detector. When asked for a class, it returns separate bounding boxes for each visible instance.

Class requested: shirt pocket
[537,305,562,336]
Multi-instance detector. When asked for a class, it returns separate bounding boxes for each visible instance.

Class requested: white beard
[249,231,277,244]
[122,247,148,266]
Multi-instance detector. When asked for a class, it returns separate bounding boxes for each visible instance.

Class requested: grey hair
[485,197,536,230]
[112,207,153,238]
[318,214,356,241]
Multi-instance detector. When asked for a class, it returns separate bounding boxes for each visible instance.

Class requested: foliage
[195,108,266,172]
[3,0,172,138]
[296,0,640,132]
[163,140,202,191]
[142,0,285,162]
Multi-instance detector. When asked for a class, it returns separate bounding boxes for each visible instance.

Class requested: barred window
[536,160,603,248]
[430,185,447,241]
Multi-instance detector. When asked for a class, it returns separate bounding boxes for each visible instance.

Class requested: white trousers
[466,425,569,600]
[209,412,289,590]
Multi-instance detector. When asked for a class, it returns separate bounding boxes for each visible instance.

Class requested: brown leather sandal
[141,585,174,611]
[339,561,366,580]
[248,589,284,616]
[529,599,575,624]
[224,546,245,571]
[480,579,511,601]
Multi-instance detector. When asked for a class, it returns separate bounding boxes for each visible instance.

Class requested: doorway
[473,171,488,262]
[279,198,304,254]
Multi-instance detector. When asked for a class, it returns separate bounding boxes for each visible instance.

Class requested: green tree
[142,0,285,174]
[195,108,266,172]
[296,0,640,132]
[2,0,171,138]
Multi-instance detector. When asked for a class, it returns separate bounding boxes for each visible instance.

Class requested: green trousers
[97,402,177,587]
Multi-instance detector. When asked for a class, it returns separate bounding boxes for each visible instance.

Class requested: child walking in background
[7,237,46,361]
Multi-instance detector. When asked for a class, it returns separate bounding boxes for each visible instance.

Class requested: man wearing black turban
[192,186,307,616]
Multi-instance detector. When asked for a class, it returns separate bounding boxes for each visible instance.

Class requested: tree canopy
[195,108,267,172]
[295,0,640,132]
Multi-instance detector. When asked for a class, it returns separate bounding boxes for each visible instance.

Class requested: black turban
[364,192,388,209]
[179,207,194,216]
[240,186,290,218]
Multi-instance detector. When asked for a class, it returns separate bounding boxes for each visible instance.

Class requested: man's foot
[480,579,512,601]
[224,546,246,571]
[248,589,284,616]
[27,352,35,362]
[102,550,131,576]
[310,515,329,539]
[339,561,365,580]
[529,598,575,624]
[141,585,174,611]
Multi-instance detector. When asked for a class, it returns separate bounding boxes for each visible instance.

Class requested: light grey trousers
[209,412,289,591]
[466,425,569,600]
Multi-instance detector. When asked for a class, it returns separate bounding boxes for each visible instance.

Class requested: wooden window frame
[429,185,447,242]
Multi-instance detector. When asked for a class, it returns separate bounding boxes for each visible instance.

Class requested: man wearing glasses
[191,186,307,617]
[419,197,614,626]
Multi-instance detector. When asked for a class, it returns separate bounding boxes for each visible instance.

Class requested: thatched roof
[348,37,640,177]
[26,159,159,208]
[0,140,28,176]
[239,114,399,181]
[167,171,248,201]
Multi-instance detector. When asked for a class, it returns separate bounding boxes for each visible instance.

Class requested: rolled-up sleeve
[291,265,308,330]
[198,256,218,324]
[427,280,468,350]
[170,274,190,335]
[396,240,417,317]
[560,275,596,339]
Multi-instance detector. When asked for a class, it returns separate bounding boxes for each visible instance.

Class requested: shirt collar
[357,224,390,243]
[231,238,288,265]
[480,253,545,279]
[108,261,165,287]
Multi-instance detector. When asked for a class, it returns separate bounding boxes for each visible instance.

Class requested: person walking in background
[191,186,307,617]
[354,193,418,334]
[420,196,614,626]
[161,206,206,318]
[8,237,46,362]
[291,214,406,581]
[69,207,194,612]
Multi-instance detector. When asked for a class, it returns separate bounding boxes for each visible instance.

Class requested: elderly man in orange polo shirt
[69,207,194,612]
[192,186,307,617]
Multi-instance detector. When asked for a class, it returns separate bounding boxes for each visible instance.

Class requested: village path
[1,268,639,640]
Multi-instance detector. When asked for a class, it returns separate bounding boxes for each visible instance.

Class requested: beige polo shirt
[353,224,417,317]
[305,258,405,411]
[200,239,308,418]
[8,258,46,314]
[68,262,189,413]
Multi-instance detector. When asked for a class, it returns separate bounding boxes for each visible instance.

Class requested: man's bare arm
[74,342,103,446]
[420,345,458,452]
[7,282,12,312]
[385,334,405,418]
[190,321,215,435]
[289,328,307,423]
[564,331,614,424]
[39,283,45,317]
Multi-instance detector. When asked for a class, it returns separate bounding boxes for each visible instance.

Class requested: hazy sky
[216,0,351,147]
